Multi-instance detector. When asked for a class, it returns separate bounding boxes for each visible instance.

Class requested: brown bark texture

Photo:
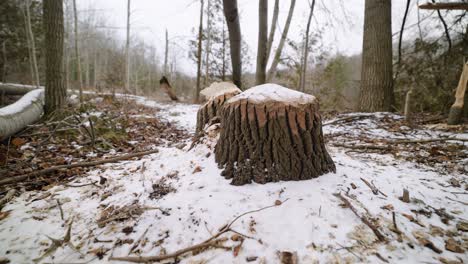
[43,0,66,115]
[359,0,393,112]
[215,93,335,185]
[447,62,468,125]
[196,90,240,134]
[223,0,242,89]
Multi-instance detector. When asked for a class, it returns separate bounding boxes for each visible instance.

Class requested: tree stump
[196,82,241,134]
[215,84,335,185]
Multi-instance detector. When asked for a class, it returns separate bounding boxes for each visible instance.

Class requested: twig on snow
[109,199,289,263]
[360,178,387,197]
[334,193,387,243]
[56,199,64,221]
[0,189,16,209]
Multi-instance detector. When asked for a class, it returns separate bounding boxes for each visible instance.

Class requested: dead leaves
[445,238,465,253]
[0,210,11,221]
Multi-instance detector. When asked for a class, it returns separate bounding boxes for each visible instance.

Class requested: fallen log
[0,88,44,141]
[0,149,159,186]
[0,82,41,95]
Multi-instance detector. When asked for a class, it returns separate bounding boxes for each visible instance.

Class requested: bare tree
[205,0,212,86]
[265,0,279,66]
[223,0,242,89]
[358,0,393,112]
[125,0,131,94]
[195,0,204,103]
[300,0,315,92]
[266,0,296,82]
[164,29,169,76]
[23,0,40,88]
[43,0,66,114]
[255,0,268,85]
[72,0,83,103]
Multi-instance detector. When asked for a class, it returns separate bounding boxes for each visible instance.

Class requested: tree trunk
[205,0,212,86]
[222,25,226,81]
[159,77,179,101]
[125,0,131,94]
[223,0,242,89]
[447,62,468,125]
[359,0,393,112]
[164,29,169,76]
[24,0,40,88]
[215,84,335,185]
[196,82,241,134]
[255,0,268,85]
[266,0,296,82]
[0,89,44,140]
[265,0,279,66]
[195,0,204,103]
[72,0,83,103]
[43,0,66,115]
[300,0,315,92]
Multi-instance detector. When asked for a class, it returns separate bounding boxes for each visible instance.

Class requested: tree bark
[23,0,40,88]
[265,0,279,66]
[215,85,335,185]
[164,29,169,76]
[255,0,268,85]
[447,62,468,125]
[300,0,315,92]
[125,0,131,94]
[72,0,83,103]
[419,2,468,10]
[359,0,393,112]
[205,0,212,86]
[195,0,204,103]
[223,0,242,89]
[266,0,296,82]
[43,0,66,115]
[196,82,241,134]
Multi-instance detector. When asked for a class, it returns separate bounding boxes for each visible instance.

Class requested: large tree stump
[215,84,335,185]
[196,82,241,134]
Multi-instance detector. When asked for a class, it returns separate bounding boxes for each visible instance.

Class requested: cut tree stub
[215,84,335,185]
[196,82,241,134]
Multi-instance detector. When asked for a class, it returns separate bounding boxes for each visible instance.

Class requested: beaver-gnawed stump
[215,84,335,185]
[196,82,241,134]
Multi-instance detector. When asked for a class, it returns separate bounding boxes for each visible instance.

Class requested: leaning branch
[0,149,159,186]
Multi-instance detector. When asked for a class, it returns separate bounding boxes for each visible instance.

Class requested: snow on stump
[215,84,335,185]
[196,82,241,134]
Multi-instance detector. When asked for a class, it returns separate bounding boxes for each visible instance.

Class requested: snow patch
[200,82,240,99]
[228,83,316,105]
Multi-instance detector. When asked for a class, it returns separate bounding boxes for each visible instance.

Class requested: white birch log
[0,89,44,140]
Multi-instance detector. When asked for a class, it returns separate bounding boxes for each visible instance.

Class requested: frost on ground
[0,98,467,264]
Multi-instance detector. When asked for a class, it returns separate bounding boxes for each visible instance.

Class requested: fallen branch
[332,143,391,151]
[360,178,387,197]
[334,193,387,242]
[0,189,16,209]
[391,137,468,144]
[323,114,374,126]
[0,149,159,186]
[110,199,288,263]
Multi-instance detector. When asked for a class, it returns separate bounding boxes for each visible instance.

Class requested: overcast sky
[75,0,446,76]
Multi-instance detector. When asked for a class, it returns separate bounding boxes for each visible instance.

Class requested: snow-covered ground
[0,98,467,264]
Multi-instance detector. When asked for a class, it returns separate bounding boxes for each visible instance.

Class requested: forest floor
[0,94,467,264]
